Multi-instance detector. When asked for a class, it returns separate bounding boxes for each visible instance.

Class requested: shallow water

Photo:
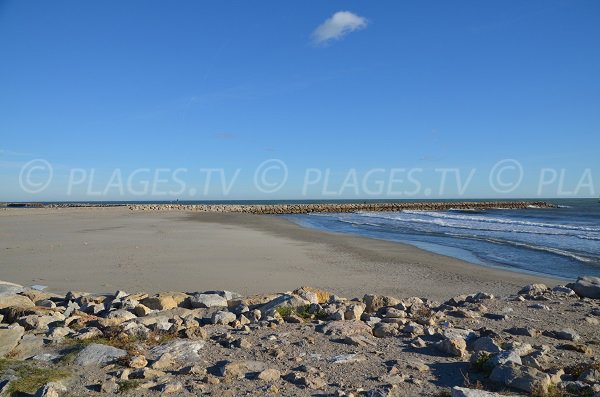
[286,199,600,280]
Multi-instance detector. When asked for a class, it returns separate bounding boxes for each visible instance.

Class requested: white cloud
[312,11,368,45]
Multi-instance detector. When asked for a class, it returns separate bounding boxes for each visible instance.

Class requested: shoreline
[0,207,560,300]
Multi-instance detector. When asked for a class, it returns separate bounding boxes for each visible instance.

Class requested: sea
[285,199,600,280]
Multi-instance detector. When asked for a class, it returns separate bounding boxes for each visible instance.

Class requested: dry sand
[0,207,560,300]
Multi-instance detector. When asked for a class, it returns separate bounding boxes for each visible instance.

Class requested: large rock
[74,343,127,366]
[149,340,205,364]
[489,363,550,393]
[0,295,34,310]
[141,294,180,310]
[518,284,548,295]
[0,327,24,357]
[568,276,600,299]
[218,360,268,378]
[0,281,24,297]
[258,294,310,317]
[189,293,227,308]
[435,335,466,357]
[452,387,504,397]
[362,294,401,313]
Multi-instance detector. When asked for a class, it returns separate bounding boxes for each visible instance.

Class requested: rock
[552,285,575,295]
[34,381,67,397]
[157,381,183,394]
[189,293,228,308]
[451,387,504,396]
[141,294,179,310]
[218,360,267,379]
[100,378,119,393]
[372,322,398,338]
[435,336,466,357]
[257,368,281,382]
[133,304,152,317]
[568,276,600,299]
[0,295,34,309]
[130,368,166,380]
[344,303,365,320]
[293,287,331,304]
[35,299,56,308]
[178,365,207,375]
[258,294,310,317]
[578,368,600,384]
[211,310,236,325]
[528,303,550,310]
[0,327,25,357]
[128,355,148,369]
[149,340,205,364]
[319,320,372,337]
[544,328,580,341]
[0,281,24,297]
[489,363,550,393]
[74,326,103,340]
[519,284,548,296]
[73,343,127,366]
[328,353,366,364]
[488,350,522,367]
[505,326,539,337]
[363,294,400,313]
[471,336,502,353]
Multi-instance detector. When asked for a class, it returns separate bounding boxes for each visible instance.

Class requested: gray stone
[471,336,502,353]
[489,350,522,367]
[489,363,550,393]
[0,281,24,297]
[211,310,236,325]
[0,327,24,357]
[519,284,548,295]
[149,339,205,364]
[258,294,310,317]
[451,387,504,397]
[189,293,228,308]
[568,276,600,299]
[74,343,127,366]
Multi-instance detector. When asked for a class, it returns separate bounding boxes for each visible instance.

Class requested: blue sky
[1,1,599,200]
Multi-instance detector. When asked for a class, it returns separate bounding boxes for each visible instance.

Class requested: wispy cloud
[312,11,368,45]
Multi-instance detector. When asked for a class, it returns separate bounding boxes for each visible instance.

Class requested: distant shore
[0,207,559,300]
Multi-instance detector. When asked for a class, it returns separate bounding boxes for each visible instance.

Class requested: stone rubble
[0,278,599,396]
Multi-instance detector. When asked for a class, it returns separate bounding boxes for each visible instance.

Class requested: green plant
[471,352,492,374]
[117,380,142,393]
[4,362,70,395]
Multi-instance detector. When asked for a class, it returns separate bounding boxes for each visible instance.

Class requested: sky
[1,0,599,201]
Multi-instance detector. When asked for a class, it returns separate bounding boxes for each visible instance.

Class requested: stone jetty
[126,201,555,214]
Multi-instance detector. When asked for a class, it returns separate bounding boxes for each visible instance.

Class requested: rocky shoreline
[0,200,557,213]
[1,276,599,396]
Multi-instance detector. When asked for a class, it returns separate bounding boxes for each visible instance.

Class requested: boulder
[218,360,268,378]
[0,281,25,297]
[74,343,127,366]
[489,363,550,393]
[0,327,24,357]
[189,293,227,308]
[0,295,34,310]
[149,339,205,364]
[518,284,548,296]
[258,294,310,317]
[211,310,236,325]
[471,337,502,353]
[362,294,400,313]
[34,381,67,397]
[568,276,600,299]
[435,335,466,357]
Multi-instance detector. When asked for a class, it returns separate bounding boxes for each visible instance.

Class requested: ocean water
[285,199,600,280]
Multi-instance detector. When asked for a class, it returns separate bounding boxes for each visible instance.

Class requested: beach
[0,207,560,300]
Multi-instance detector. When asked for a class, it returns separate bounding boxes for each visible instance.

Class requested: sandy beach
[0,207,560,300]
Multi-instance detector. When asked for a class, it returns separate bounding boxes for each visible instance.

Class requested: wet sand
[0,207,560,300]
